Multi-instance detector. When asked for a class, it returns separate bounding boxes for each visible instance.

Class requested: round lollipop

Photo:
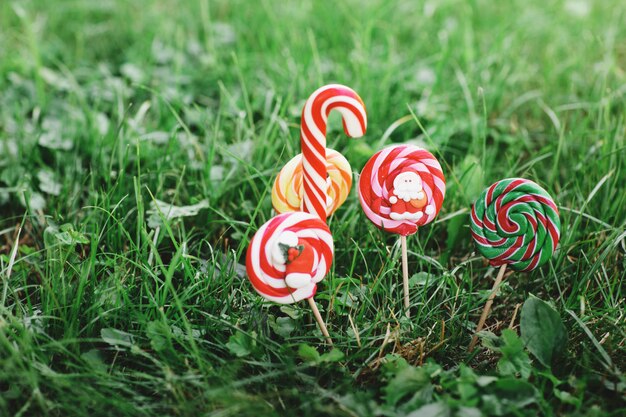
[272,149,352,217]
[358,144,446,313]
[468,178,560,351]
[246,211,334,343]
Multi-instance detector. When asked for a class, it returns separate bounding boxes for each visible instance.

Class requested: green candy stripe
[470,178,560,272]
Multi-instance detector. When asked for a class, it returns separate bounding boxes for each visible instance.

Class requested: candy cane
[300,84,367,221]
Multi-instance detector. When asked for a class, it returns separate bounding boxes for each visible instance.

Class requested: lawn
[1,0,625,416]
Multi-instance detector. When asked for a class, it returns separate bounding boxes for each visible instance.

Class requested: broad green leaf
[455,406,482,417]
[268,316,295,338]
[297,343,320,363]
[226,331,257,358]
[520,295,567,367]
[406,401,450,417]
[381,354,410,377]
[320,348,345,363]
[384,365,431,407]
[147,199,209,228]
[44,224,89,247]
[554,389,579,406]
[480,329,532,378]
[101,328,134,348]
[146,320,172,352]
[478,331,502,351]
[279,305,302,320]
[81,349,107,372]
[498,329,532,379]
[409,271,437,288]
[490,378,537,408]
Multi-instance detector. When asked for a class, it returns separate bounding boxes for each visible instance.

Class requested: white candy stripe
[301,132,326,167]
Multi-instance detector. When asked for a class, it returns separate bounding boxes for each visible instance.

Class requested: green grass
[1,0,625,415]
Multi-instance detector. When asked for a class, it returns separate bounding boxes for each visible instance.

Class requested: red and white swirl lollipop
[300,84,367,222]
[358,144,446,313]
[359,145,446,236]
[246,211,334,343]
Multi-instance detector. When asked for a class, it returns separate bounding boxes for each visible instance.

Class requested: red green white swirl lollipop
[470,178,560,272]
[468,178,560,351]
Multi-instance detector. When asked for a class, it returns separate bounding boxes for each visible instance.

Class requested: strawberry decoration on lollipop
[273,231,315,289]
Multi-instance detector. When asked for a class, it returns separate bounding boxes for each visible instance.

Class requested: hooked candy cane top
[245,212,334,304]
[470,178,560,272]
[358,145,446,236]
[300,84,367,222]
[272,149,352,217]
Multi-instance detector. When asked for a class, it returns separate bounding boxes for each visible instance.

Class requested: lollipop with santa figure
[359,144,445,315]
[388,169,437,222]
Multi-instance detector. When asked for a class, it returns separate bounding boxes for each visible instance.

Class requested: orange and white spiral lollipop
[246,212,334,304]
[272,149,352,217]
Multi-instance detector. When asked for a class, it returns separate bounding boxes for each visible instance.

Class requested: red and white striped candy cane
[300,84,367,222]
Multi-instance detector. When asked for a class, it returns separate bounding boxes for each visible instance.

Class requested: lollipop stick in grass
[468,178,560,352]
[307,298,332,345]
[359,145,446,316]
[468,264,507,352]
[401,236,410,310]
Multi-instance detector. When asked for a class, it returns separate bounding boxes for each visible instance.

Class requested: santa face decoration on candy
[358,145,445,236]
[271,230,315,290]
[388,170,435,221]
